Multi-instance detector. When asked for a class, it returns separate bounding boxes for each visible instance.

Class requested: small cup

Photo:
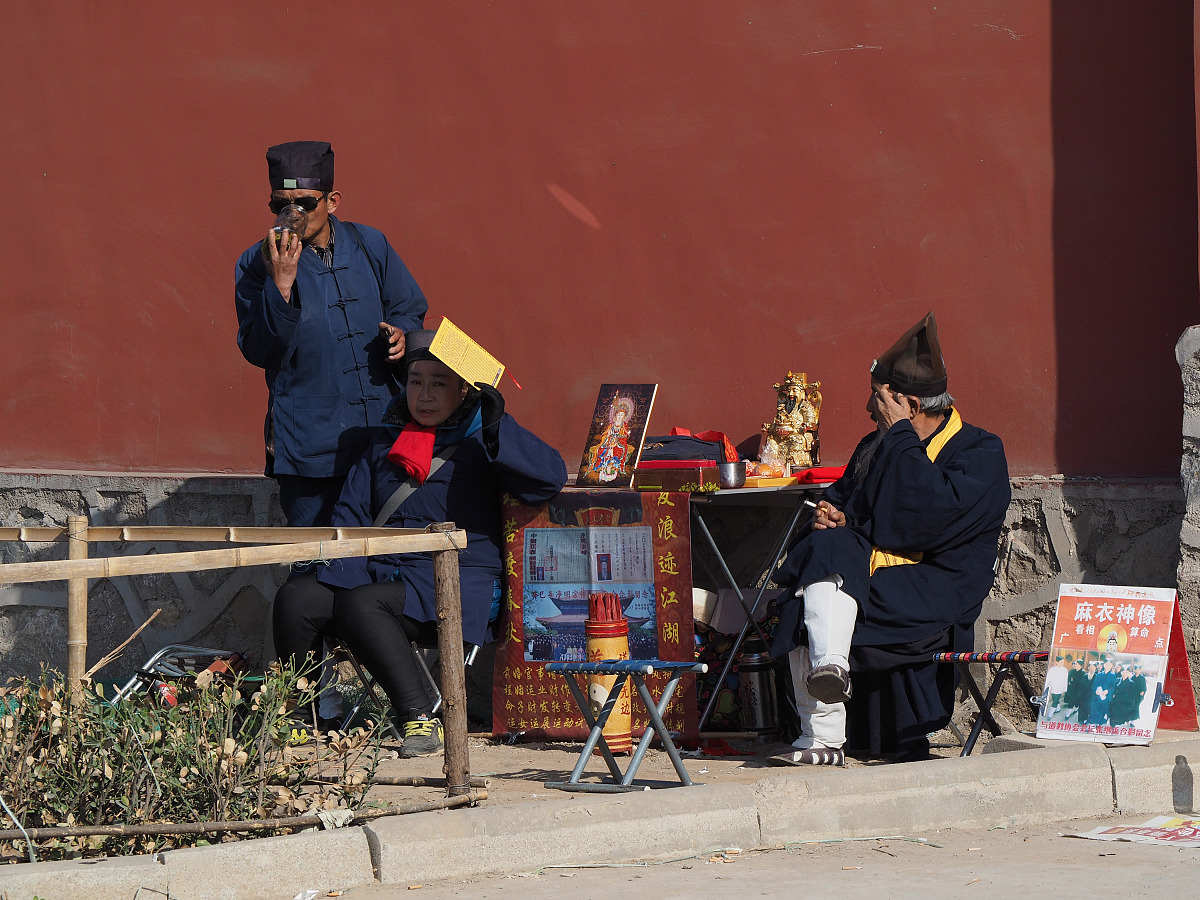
[261,206,308,258]
[273,204,308,237]
[718,460,747,489]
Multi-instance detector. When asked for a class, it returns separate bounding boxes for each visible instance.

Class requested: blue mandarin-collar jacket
[235,216,427,478]
[318,399,567,646]
[774,412,1011,651]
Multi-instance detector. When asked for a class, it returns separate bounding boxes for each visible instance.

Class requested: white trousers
[787,576,858,750]
[801,576,857,670]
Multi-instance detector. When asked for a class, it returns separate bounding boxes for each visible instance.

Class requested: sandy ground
[344,813,1200,899]
[353,725,980,809]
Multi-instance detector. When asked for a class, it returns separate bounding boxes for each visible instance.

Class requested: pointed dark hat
[266,141,335,191]
[869,311,948,397]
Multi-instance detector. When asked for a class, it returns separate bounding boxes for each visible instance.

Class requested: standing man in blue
[235,141,428,527]
[768,313,1010,765]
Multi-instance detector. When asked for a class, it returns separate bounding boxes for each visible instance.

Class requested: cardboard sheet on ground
[429,317,505,388]
[1071,816,1200,848]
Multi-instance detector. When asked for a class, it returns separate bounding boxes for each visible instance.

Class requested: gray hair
[914,391,955,415]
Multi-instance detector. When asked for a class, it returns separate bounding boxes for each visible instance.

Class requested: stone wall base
[0,472,285,684]
[0,472,1193,724]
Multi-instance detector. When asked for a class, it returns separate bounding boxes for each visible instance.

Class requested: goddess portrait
[587,395,635,482]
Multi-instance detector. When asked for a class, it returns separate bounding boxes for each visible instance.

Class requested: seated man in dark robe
[768,312,1010,765]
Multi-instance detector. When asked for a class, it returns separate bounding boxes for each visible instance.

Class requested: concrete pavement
[2,732,1196,900]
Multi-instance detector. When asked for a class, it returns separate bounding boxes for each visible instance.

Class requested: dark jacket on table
[772,410,1011,657]
[317,395,567,646]
[235,216,427,478]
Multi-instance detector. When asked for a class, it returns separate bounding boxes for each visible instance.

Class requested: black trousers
[272,574,437,722]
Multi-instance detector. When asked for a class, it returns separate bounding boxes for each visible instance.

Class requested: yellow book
[429,317,505,388]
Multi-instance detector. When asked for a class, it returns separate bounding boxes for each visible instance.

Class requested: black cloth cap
[266,141,334,191]
[396,328,477,398]
[399,329,439,375]
[869,311,948,397]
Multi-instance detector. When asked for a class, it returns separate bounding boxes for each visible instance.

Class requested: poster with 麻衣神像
[491,487,696,740]
[1036,583,1176,745]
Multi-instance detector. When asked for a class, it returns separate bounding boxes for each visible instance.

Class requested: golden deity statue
[759,371,822,472]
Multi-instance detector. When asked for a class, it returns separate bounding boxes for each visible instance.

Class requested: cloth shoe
[285,712,341,747]
[399,715,444,758]
[767,746,846,767]
[807,663,853,704]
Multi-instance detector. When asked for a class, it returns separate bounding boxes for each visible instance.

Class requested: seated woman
[273,329,567,757]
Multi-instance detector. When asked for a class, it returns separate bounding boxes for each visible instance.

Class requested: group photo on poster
[1038,650,1166,742]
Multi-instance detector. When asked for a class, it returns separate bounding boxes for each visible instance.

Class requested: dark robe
[1088,669,1119,726]
[1132,673,1148,720]
[771,410,1010,760]
[1078,671,1096,723]
[1109,675,1141,727]
[1063,666,1088,715]
[235,216,427,478]
[318,396,567,646]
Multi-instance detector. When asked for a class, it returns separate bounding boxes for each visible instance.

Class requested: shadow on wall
[1051,5,1198,478]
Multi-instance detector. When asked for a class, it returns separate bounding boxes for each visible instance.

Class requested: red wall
[1,3,1195,477]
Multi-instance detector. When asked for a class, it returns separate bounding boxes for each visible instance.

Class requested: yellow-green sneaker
[398,715,443,758]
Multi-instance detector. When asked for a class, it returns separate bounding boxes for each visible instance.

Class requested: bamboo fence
[0,519,473,794]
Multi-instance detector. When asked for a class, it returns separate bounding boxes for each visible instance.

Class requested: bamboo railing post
[66,515,89,704]
[430,522,470,798]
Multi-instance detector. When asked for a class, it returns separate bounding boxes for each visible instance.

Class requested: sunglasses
[269,195,324,215]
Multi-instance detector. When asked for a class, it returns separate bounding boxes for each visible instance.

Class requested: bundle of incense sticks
[587,591,623,622]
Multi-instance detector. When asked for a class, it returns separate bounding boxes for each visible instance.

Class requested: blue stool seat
[545,659,708,792]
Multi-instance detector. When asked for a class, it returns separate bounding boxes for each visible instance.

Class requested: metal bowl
[718,460,747,489]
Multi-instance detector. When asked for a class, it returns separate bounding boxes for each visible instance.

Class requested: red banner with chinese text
[492,488,696,740]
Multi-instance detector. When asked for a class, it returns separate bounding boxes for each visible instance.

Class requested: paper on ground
[1071,816,1200,848]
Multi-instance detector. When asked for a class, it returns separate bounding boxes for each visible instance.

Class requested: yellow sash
[868,408,962,576]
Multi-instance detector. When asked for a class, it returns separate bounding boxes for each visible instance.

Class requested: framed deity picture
[576,384,658,488]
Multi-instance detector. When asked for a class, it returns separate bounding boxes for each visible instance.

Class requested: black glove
[475,382,505,455]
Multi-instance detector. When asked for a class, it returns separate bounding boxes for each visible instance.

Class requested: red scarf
[387,423,437,483]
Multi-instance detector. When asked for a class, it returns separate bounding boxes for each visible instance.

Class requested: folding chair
[933,650,1047,755]
[112,645,245,702]
[333,640,482,741]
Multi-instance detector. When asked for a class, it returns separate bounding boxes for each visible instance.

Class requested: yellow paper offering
[429,318,505,388]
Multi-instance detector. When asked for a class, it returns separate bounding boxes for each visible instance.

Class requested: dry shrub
[0,659,382,860]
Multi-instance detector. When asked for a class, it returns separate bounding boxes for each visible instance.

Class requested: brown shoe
[807,664,852,704]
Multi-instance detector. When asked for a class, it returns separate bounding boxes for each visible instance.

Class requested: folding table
[689,484,827,729]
